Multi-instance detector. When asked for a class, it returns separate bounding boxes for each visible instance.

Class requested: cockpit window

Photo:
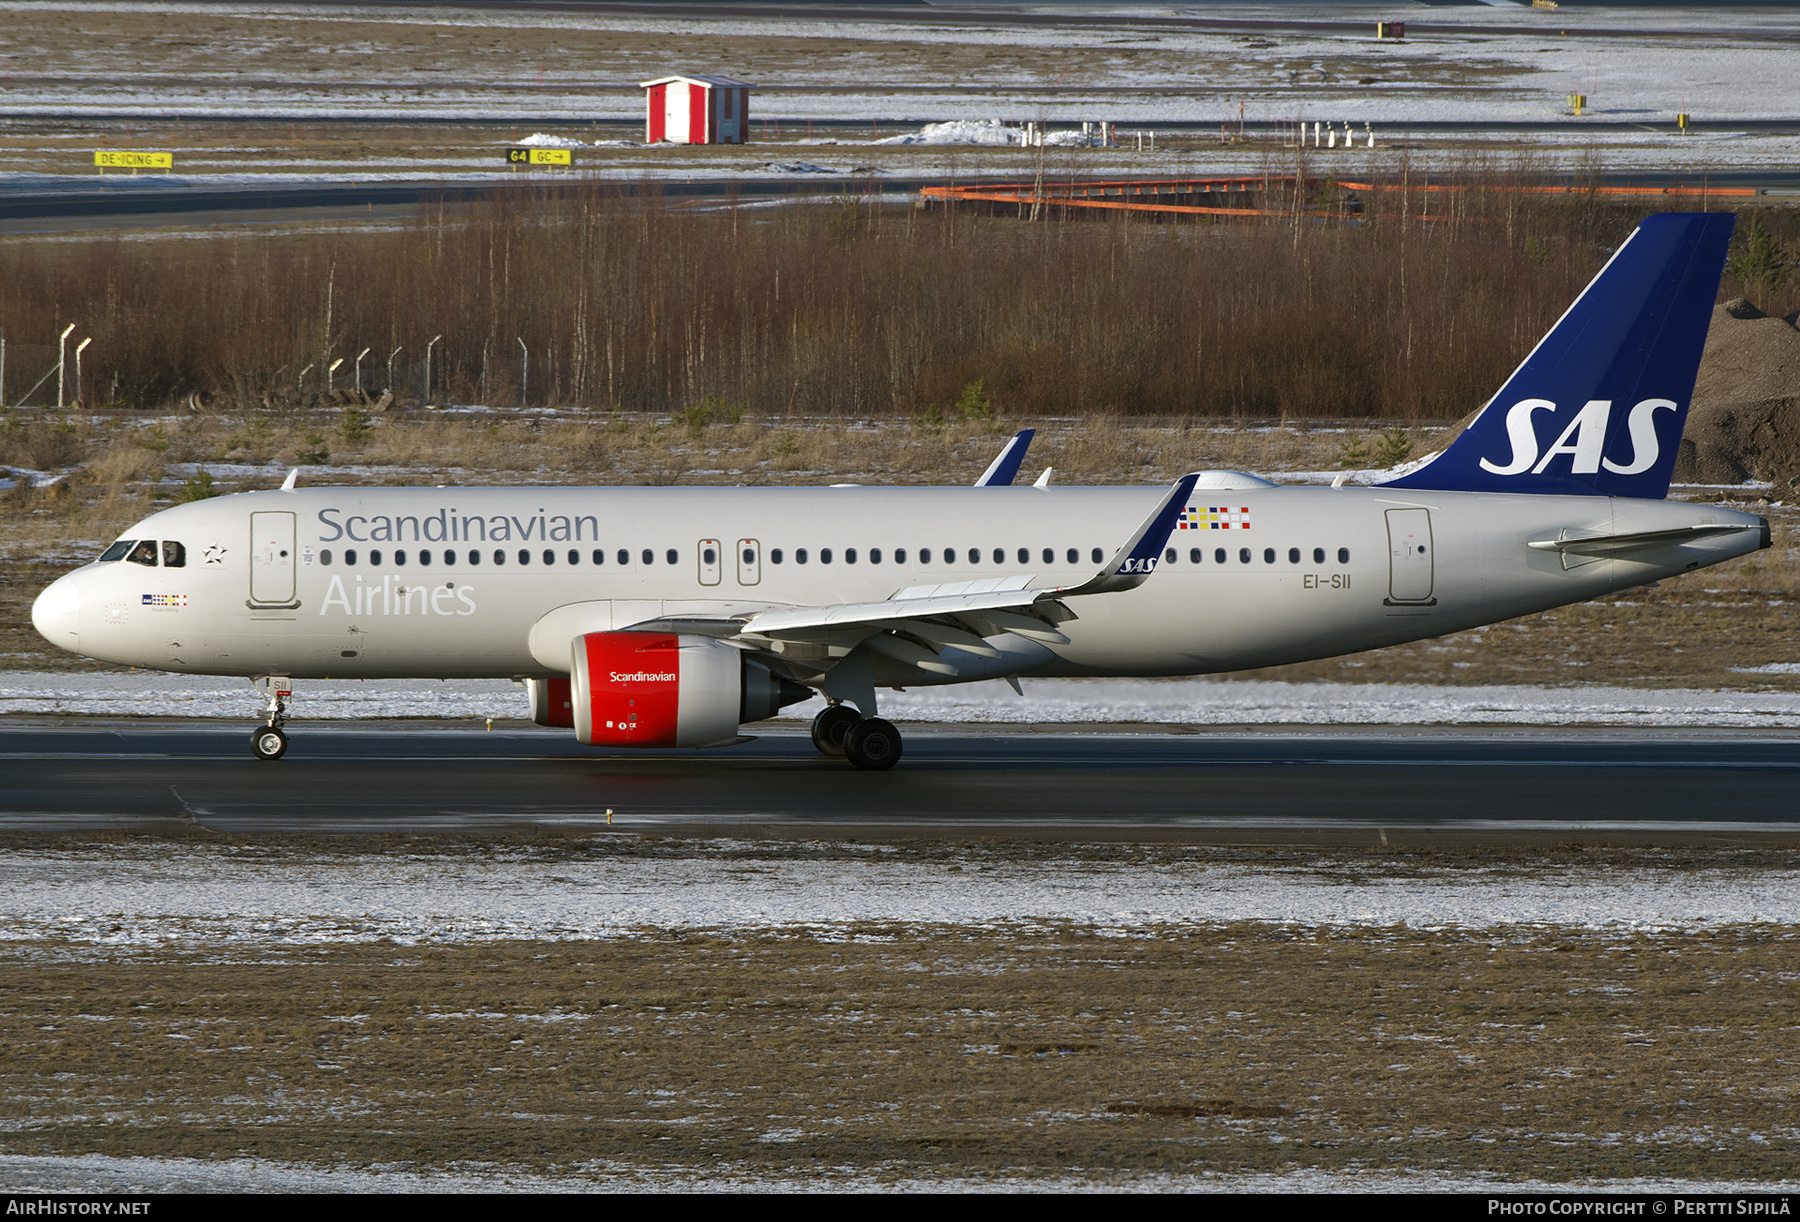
[161,541,186,568]
[126,540,159,567]
[99,540,134,562]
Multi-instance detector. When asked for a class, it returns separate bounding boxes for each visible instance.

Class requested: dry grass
[2,905,1797,1181]
[1,184,1697,420]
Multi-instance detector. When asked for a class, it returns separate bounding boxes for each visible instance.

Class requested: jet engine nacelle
[569,631,810,747]
[524,677,574,728]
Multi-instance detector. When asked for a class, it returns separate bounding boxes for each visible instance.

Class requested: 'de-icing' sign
[95,151,173,172]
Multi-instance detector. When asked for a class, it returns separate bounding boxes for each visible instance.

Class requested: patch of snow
[11,672,1800,727]
[512,132,588,148]
[3,840,1800,945]
[875,120,1029,147]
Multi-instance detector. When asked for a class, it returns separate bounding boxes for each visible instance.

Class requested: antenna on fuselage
[280,468,299,492]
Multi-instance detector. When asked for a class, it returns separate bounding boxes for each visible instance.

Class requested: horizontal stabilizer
[1526,522,1759,557]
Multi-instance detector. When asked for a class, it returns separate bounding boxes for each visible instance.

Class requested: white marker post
[425,334,442,404]
[54,323,74,408]
[353,347,371,396]
[73,337,91,407]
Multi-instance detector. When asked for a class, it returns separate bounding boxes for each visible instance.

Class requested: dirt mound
[1673,301,1800,487]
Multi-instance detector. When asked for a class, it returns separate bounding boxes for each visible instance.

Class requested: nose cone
[31,574,81,653]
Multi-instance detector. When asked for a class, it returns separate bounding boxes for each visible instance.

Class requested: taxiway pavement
[1,719,1796,842]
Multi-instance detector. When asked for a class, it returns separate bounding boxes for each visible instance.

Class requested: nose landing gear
[251,724,288,760]
[250,677,291,761]
[809,703,903,771]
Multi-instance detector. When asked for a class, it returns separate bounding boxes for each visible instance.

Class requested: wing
[626,472,1202,680]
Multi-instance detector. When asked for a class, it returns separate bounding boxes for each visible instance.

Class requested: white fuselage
[32,482,1765,685]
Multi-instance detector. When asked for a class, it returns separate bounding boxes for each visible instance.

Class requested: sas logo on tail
[1479,398,1677,477]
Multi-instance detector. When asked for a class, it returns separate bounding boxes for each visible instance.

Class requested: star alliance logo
[202,544,227,565]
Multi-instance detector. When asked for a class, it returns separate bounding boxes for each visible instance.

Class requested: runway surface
[3,719,1798,841]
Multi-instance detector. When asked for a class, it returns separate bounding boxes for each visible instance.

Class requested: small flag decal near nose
[141,594,188,606]
[1178,506,1251,529]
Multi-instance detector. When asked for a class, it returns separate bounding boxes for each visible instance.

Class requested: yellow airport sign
[95,150,173,171]
[506,147,572,166]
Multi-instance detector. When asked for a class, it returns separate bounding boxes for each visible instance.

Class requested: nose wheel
[251,725,289,761]
[249,677,293,761]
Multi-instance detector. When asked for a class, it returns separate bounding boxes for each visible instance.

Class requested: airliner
[31,212,1767,769]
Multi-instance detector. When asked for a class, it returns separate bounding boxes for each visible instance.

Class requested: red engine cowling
[571,631,806,748]
[524,677,574,728]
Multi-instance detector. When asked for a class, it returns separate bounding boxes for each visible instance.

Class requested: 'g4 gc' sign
[507,148,573,166]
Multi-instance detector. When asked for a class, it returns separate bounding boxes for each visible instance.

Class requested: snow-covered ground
[0,1,1795,125]
[3,839,1797,947]
[0,1150,1792,1195]
[10,670,1800,728]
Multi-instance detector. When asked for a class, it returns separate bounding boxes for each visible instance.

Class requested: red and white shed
[641,74,755,145]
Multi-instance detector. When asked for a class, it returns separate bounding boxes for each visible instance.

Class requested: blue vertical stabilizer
[1382,212,1735,499]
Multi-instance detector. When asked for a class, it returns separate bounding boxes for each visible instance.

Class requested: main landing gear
[810,703,903,771]
[250,677,291,761]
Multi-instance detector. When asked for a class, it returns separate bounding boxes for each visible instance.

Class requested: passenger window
[320,549,334,566]
[1313,547,1325,564]
[395,549,408,565]
[992,548,1004,564]
[1190,548,1202,563]
[703,546,717,565]
[493,549,505,565]
[127,540,158,567]
[1066,548,1078,564]
[870,548,882,564]
[894,548,906,564]
[542,549,554,565]
[420,550,432,566]
[345,548,359,566]
[1288,547,1300,564]
[1239,548,1251,564]
[592,549,604,565]
[100,540,134,562]
[1018,548,1030,564]
[1215,548,1226,564]
[797,548,809,564]
[944,548,956,563]
[1042,548,1053,564]
[443,549,455,564]
[665,549,678,565]
[1090,548,1103,564]
[772,548,784,564]
[821,548,834,564]
[466,550,478,566]
[641,549,653,565]
[161,541,186,568]
[1163,547,1174,563]
[617,549,629,566]
[1338,547,1350,563]
[371,549,383,566]
[1263,548,1276,564]
[516,549,529,565]
[568,549,578,565]
[918,548,930,563]
[845,548,856,564]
